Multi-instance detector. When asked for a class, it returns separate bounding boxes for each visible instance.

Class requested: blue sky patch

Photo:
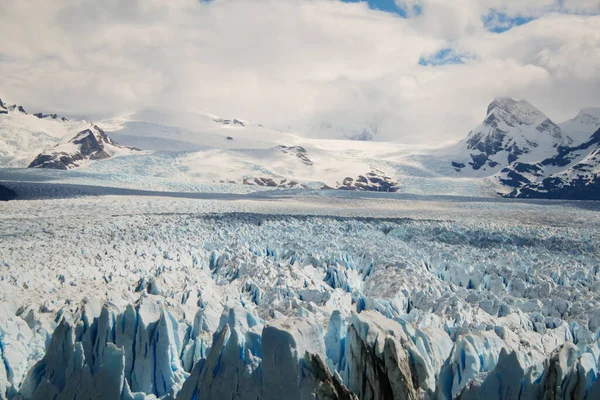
[339,0,421,18]
[419,48,474,66]
[483,10,536,33]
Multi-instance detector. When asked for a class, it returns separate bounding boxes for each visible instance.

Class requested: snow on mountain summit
[450,97,569,176]
[558,106,600,146]
[485,97,548,126]
[28,125,138,169]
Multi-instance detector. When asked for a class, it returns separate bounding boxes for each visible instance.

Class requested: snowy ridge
[498,127,600,199]
[28,125,138,170]
[558,107,600,146]
[2,203,600,399]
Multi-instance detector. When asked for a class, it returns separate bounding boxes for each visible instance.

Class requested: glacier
[1,191,600,399]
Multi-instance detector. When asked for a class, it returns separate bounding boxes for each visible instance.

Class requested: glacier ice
[1,197,600,399]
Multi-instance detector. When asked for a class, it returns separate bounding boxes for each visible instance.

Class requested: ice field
[1,180,600,399]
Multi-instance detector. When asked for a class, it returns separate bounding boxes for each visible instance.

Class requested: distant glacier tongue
[2,206,600,399]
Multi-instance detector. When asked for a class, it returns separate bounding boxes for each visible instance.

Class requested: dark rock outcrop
[6,104,27,113]
[337,170,400,192]
[28,125,137,170]
[33,112,68,122]
[243,177,307,189]
[214,118,247,127]
[278,145,313,166]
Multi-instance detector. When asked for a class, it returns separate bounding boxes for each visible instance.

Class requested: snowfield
[1,183,600,399]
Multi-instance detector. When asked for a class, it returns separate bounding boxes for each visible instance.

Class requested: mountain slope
[558,107,600,146]
[501,127,600,199]
[0,97,91,167]
[450,98,571,176]
[494,107,600,199]
[100,108,302,150]
[28,125,138,170]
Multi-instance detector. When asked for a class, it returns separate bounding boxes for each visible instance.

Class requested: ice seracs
[28,125,138,170]
[2,204,600,399]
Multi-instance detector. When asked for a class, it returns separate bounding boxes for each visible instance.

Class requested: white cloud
[0,0,599,144]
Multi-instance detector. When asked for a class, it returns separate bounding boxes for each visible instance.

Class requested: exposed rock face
[28,125,137,170]
[336,170,400,192]
[502,128,600,199]
[453,98,569,174]
[214,117,247,127]
[243,177,307,188]
[33,112,68,122]
[6,104,27,113]
[0,97,7,114]
[278,145,314,166]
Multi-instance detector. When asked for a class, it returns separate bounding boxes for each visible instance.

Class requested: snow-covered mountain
[558,107,600,145]
[4,93,600,198]
[93,109,406,192]
[28,125,139,170]
[437,97,600,199]
[499,127,600,199]
[490,107,600,199]
[100,108,302,151]
[0,97,92,167]
[450,98,571,176]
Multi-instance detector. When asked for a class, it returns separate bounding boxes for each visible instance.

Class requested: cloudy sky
[1,0,599,143]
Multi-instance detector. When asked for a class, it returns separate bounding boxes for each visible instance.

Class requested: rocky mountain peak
[5,104,27,114]
[485,97,547,127]
[453,98,568,174]
[28,125,137,170]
